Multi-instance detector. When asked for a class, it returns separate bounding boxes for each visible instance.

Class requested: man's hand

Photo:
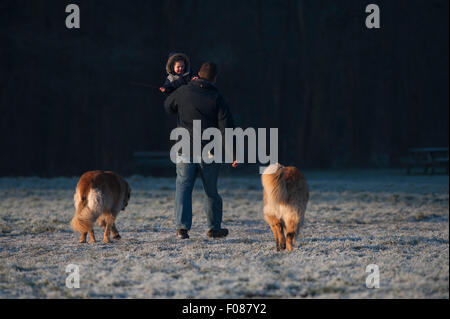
[159,87,166,92]
[232,160,239,168]
[191,76,199,81]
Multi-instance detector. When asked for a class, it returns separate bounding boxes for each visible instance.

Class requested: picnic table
[407,147,449,175]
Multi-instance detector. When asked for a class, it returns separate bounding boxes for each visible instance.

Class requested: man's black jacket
[164,79,235,155]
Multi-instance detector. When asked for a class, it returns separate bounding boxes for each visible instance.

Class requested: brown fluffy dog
[71,170,130,243]
[262,163,309,251]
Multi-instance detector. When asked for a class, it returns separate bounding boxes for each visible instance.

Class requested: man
[164,61,237,239]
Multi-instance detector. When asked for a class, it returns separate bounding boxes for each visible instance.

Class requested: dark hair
[198,62,218,81]
[172,56,185,64]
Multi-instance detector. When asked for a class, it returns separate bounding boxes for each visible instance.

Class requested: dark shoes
[177,228,229,239]
[176,229,189,239]
[207,228,229,238]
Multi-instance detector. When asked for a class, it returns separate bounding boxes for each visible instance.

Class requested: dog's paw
[113,234,121,240]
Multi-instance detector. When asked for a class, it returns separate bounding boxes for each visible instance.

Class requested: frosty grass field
[0,169,448,298]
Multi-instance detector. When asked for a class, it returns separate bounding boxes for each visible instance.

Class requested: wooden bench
[132,151,174,176]
[407,147,449,175]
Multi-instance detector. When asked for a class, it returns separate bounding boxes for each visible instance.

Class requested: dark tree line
[0,0,448,176]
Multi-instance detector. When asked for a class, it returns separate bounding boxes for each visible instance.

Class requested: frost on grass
[0,170,448,298]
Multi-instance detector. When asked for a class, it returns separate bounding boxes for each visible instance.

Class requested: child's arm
[160,78,176,94]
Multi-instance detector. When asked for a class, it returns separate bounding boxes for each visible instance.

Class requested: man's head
[198,62,218,83]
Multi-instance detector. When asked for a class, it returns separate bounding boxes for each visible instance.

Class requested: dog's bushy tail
[96,215,106,228]
[70,214,92,234]
[71,188,104,233]
[96,213,116,228]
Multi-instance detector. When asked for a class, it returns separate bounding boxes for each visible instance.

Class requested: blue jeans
[175,161,223,231]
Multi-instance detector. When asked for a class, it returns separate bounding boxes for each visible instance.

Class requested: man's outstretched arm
[217,94,238,167]
[217,94,234,132]
[164,91,178,114]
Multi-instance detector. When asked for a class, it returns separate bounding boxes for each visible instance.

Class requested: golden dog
[71,170,130,243]
[262,163,309,251]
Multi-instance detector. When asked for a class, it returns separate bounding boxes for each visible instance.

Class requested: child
[159,52,196,94]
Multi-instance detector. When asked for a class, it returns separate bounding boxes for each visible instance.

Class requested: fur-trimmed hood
[166,52,191,75]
